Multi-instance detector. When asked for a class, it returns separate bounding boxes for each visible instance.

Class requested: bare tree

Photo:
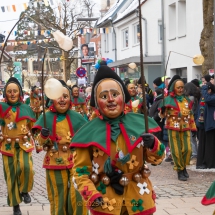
[200,0,214,75]
[4,62,16,78]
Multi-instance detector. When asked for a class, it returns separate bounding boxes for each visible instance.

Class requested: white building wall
[113,0,162,61]
[164,0,203,81]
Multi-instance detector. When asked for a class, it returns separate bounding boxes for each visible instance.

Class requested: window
[178,0,186,37]
[133,23,140,45]
[122,28,129,48]
[158,20,162,43]
[33,61,38,71]
[168,3,176,40]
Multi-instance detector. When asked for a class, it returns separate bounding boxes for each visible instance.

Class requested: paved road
[0,151,215,214]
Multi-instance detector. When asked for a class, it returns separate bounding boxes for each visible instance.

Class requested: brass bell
[43,146,49,151]
[141,167,151,178]
[90,173,99,184]
[15,138,19,143]
[23,136,28,142]
[119,176,129,186]
[6,138,12,143]
[51,146,58,153]
[102,176,110,186]
[188,115,190,119]
[132,173,142,183]
[0,136,4,142]
[172,117,175,120]
[62,146,67,152]
[178,117,181,121]
[28,132,32,137]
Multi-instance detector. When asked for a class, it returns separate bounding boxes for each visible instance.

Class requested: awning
[108,55,162,68]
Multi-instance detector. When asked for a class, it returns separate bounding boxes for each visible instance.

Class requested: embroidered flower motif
[45,156,50,165]
[21,124,28,133]
[131,199,144,212]
[80,186,92,200]
[7,122,14,130]
[5,112,11,119]
[72,176,78,189]
[66,131,72,140]
[126,155,139,170]
[97,182,106,194]
[68,154,73,163]
[76,166,90,176]
[136,140,144,148]
[5,143,11,150]
[137,182,150,195]
[157,143,165,156]
[92,160,99,174]
[102,197,116,211]
[23,142,32,148]
[55,157,64,165]
[93,147,104,157]
[130,135,136,142]
[173,122,180,128]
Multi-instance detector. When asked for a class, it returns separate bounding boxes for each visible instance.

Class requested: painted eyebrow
[99,89,119,95]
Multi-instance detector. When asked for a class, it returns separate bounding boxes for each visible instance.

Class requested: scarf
[175,95,184,103]
[7,101,21,112]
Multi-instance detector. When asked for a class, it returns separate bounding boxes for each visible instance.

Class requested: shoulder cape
[71,97,85,105]
[32,110,86,141]
[70,112,161,156]
[160,95,192,110]
[0,102,36,122]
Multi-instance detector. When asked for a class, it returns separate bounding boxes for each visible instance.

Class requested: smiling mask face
[96,79,124,118]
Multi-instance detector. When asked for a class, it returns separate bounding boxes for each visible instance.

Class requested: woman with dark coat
[200,82,215,168]
[184,82,201,161]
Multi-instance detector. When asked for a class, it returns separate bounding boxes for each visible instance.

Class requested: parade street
[0,151,214,215]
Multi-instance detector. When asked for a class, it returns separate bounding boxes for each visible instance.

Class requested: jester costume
[70,66,165,215]
[0,77,36,215]
[159,79,196,181]
[30,86,42,119]
[32,80,87,215]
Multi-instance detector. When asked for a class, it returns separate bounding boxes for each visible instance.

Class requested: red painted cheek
[97,99,106,113]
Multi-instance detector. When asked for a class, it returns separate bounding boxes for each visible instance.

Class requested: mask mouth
[107,103,117,110]
[58,101,67,107]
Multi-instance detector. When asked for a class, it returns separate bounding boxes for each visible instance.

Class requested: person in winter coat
[200,82,215,168]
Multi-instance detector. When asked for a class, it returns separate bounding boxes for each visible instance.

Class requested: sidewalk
[0,197,214,215]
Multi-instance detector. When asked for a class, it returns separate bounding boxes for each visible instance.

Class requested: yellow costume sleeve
[72,147,102,207]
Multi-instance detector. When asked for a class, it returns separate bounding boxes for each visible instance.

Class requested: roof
[97,0,126,26]
[114,0,147,23]
[0,48,12,61]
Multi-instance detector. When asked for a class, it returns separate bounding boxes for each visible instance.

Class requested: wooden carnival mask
[53,87,71,113]
[6,83,20,104]
[127,83,136,97]
[174,80,184,96]
[72,87,79,98]
[96,79,124,118]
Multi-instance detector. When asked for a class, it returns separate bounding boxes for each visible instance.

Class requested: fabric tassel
[53,141,58,150]
[118,153,130,165]
[104,157,112,174]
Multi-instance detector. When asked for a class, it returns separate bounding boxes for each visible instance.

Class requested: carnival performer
[70,66,165,215]
[125,79,143,113]
[32,80,87,215]
[159,77,197,181]
[30,85,42,119]
[71,85,88,120]
[0,77,36,215]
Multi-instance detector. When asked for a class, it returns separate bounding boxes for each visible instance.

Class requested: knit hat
[201,181,215,205]
[90,65,130,107]
[204,74,211,83]
[153,77,162,87]
[31,85,37,92]
[191,79,200,88]
[3,77,23,98]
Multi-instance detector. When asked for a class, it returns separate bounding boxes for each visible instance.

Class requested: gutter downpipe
[141,17,148,57]
[109,18,117,62]
[161,0,165,74]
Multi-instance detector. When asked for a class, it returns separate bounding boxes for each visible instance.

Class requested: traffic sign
[76,67,87,78]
